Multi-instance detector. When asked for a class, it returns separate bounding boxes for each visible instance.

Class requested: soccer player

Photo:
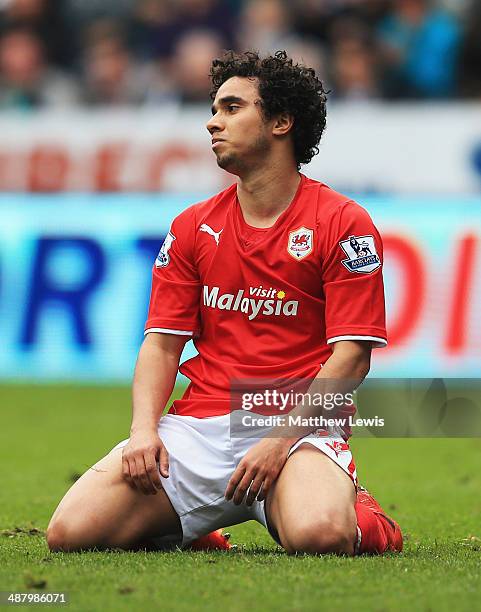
[46,51,402,556]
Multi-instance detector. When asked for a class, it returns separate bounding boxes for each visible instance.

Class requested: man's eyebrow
[211,95,245,115]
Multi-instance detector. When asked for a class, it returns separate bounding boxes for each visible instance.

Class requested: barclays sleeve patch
[155,231,176,268]
[339,235,381,274]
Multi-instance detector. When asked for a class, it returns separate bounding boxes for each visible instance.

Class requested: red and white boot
[355,486,403,555]
[189,529,233,551]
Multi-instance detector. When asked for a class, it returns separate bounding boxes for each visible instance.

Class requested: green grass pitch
[0,384,480,611]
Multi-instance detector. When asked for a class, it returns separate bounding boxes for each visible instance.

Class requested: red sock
[355,502,391,555]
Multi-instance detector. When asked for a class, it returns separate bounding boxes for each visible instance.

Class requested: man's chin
[215,153,239,175]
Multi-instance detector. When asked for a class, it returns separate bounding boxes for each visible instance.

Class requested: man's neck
[236,163,301,228]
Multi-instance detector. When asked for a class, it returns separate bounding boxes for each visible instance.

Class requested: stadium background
[1,0,480,383]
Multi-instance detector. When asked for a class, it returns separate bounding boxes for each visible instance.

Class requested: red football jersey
[146,174,387,418]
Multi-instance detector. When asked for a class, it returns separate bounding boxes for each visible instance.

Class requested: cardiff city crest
[339,234,381,274]
[287,226,313,260]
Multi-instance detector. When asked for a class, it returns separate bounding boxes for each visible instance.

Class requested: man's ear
[272,112,294,136]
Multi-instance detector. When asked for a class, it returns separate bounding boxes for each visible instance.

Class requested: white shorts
[112,413,357,548]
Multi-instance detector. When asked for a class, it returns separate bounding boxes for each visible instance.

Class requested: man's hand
[121,429,169,495]
[225,437,293,506]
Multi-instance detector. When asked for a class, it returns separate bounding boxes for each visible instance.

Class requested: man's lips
[212,139,225,149]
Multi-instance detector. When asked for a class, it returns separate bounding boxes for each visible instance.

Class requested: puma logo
[200,223,223,246]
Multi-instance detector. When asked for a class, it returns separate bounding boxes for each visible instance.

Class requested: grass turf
[0,384,480,611]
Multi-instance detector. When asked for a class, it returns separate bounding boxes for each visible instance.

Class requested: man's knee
[47,513,134,552]
[47,510,114,552]
[281,513,357,556]
[46,518,84,552]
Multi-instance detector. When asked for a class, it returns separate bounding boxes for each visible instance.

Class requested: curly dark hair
[209,50,328,169]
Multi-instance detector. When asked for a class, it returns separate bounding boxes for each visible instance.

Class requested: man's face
[206,76,272,175]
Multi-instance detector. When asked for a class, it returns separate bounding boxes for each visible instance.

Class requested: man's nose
[206,113,222,134]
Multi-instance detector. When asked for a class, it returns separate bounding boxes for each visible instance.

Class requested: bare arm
[131,332,188,433]
[122,332,188,495]
[277,339,371,442]
[225,340,372,505]
[316,339,371,379]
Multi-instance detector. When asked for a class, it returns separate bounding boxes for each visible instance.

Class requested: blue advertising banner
[1,194,480,381]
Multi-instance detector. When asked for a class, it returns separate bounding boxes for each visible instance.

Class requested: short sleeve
[144,207,201,336]
[321,201,387,348]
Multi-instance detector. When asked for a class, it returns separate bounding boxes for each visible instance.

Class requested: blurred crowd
[0,0,479,109]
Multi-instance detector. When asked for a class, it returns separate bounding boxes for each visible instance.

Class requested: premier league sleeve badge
[339,235,381,274]
[155,231,176,268]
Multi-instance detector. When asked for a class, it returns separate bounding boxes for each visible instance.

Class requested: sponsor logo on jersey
[155,231,175,268]
[287,226,313,260]
[339,235,381,274]
[203,285,299,321]
[199,223,223,246]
